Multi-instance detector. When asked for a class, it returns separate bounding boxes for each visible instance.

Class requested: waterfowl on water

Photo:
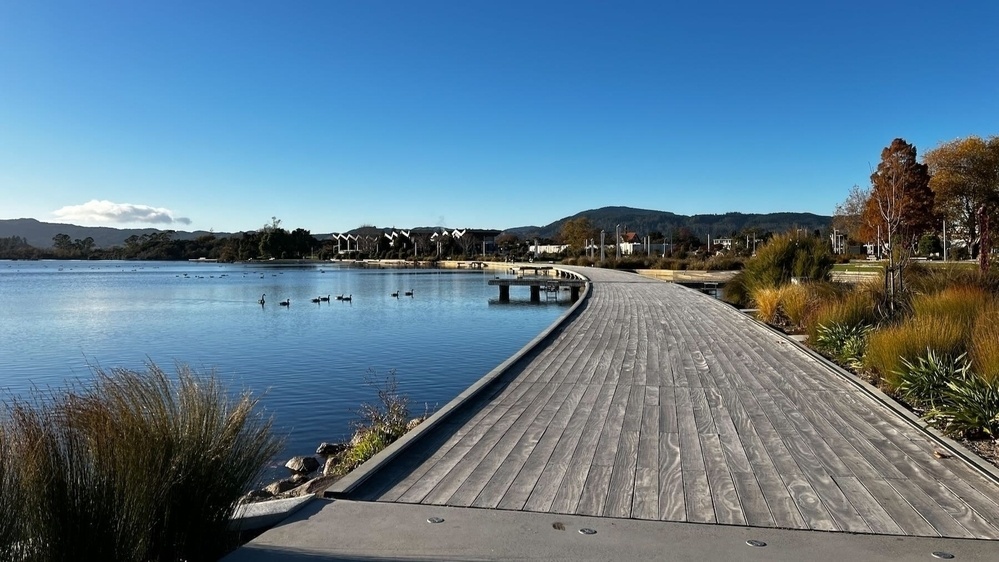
[319,295,331,302]
[259,293,266,305]
[391,291,399,298]
[404,289,414,297]
[341,295,352,302]
[311,296,321,303]
[279,299,290,306]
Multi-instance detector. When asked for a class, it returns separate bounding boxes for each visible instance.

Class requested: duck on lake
[279,299,290,306]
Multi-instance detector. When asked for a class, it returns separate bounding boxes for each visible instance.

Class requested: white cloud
[52,200,192,226]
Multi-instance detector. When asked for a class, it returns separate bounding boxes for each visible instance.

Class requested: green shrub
[929,371,999,438]
[5,364,282,562]
[333,429,389,476]
[896,350,970,411]
[737,232,834,307]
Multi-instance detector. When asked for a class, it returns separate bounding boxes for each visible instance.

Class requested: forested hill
[504,207,832,239]
[0,218,219,248]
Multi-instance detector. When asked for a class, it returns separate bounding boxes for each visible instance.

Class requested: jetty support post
[499,284,510,302]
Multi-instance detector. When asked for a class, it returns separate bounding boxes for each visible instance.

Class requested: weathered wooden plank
[835,476,905,535]
[754,467,808,529]
[731,471,775,528]
[676,387,714,524]
[603,428,639,518]
[658,432,685,521]
[659,384,677,434]
[860,477,938,537]
[700,433,747,526]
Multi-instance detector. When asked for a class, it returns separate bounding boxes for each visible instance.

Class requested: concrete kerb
[323,267,593,498]
[230,496,315,532]
[669,281,999,488]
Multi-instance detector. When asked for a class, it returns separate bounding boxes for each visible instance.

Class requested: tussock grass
[864,316,966,390]
[972,305,999,383]
[3,364,282,562]
[0,424,24,560]
[911,285,989,337]
[806,289,877,343]
[780,283,816,330]
[752,286,785,325]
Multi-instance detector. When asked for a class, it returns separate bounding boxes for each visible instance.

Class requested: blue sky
[1,1,996,234]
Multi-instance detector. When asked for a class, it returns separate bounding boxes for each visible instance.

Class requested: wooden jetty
[489,277,586,302]
[329,267,999,538]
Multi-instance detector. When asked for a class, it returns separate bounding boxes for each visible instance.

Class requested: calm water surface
[0,260,568,473]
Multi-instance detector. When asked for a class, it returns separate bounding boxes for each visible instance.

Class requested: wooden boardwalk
[345,268,999,538]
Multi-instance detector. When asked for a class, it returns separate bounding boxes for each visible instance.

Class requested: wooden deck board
[342,268,999,540]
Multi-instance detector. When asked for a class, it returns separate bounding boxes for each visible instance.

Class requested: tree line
[0,218,517,262]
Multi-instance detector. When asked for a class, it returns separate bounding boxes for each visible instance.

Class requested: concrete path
[225,267,999,560]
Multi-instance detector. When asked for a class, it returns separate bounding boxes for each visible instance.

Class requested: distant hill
[504,207,831,239]
[2,208,832,250]
[0,218,221,249]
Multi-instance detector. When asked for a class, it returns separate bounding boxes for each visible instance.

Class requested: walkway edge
[324,269,592,498]
[733,292,999,487]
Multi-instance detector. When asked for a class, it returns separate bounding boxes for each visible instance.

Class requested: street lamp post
[615,224,620,260]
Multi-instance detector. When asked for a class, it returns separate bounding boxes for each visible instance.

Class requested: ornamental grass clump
[3,364,282,562]
[806,289,877,344]
[971,305,999,382]
[0,425,24,560]
[752,286,785,326]
[780,283,816,331]
[863,315,966,390]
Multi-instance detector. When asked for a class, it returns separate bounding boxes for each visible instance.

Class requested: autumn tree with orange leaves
[861,138,935,313]
[924,135,999,273]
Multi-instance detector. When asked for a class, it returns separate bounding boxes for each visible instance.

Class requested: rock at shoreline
[316,442,348,456]
[285,455,320,475]
[263,473,309,496]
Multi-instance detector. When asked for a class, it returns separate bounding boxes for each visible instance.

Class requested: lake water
[0,260,568,475]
